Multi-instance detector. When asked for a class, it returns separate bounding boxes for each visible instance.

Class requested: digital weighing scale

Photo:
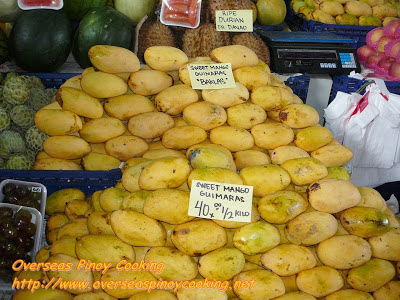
[254,29,361,75]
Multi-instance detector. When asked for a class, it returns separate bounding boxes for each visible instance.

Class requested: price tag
[188,180,253,222]
[31,187,41,193]
[215,10,253,32]
[188,63,236,90]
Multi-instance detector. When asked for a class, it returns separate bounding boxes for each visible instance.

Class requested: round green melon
[257,0,287,26]
[62,0,108,20]
[72,6,134,69]
[9,9,72,72]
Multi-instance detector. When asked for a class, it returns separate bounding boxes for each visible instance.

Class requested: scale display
[254,29,361,75]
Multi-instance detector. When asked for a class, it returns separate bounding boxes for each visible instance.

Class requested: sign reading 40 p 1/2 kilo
[188,180,253,222]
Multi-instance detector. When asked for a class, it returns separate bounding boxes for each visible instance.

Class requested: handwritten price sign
[188,180,253,222]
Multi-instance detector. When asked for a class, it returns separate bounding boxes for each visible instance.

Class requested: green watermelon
[72,6,133,69]
[0,27,8,65]
[62,0,108,20]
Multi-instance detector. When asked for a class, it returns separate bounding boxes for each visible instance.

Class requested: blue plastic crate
[285,7,375,48]
[254,23,285,31]
[0,169,122,196]
[1,72,79,89]
[330,74,400,102]
[285,73,310,103]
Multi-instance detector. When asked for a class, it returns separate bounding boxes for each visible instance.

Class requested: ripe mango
[144,46,189,72]
[345,1,372,17]
[335,13,359,25]
[81,152,121,171]
[56,87,103,118]
[35,109,82,136]
[359,15,382,26]
[183,101,227,131]
[33,158,82,171]
[105,135,149,161]
[81,71,128,98]
[80,118,126,143]
[128,70,173,96]
[310,9,336,23]
[211,45,259,70]
[227,102,267,129]
[104,94,154,121]
[319,0,345,16]
[233,66,271,90]
[88,45,140,73]
[372,4,398,19]
[188,147,236,171]
[43,136,91,160]
[155,84,199,115]
[202,82,249,108]
[251,85,294,111]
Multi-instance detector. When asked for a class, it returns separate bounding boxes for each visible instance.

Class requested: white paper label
[215,10,253,32]
[31,187,41,193]
[188,180,253,222]
[188,63,236,90]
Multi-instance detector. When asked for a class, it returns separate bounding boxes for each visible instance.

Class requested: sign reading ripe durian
[215,10,253,32]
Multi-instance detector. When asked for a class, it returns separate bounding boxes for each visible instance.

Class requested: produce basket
[0,169,122,196]
[329,74,400,102]
[285,8,375,48]
[285,73,310,103]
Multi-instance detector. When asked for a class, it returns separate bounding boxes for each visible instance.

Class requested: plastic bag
[325,80,400,186]
[160,0,201,28]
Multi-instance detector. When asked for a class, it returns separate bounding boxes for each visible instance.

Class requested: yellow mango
[145,246,198,281]
[345,0,372,16]
[13,289,73,300]
[65,199,92,220]
[139,157,191,190]
[186,143,233,159]
[47,214,69,231]
[128,70,173,96]
[33,158,82,170]
[210,45,258,70]
[43,136,90,160]
[161,126,207,150]
[202,82,249,108]
[372,4,397,19]
[310,144,353,167]
[233,66,271,90]
[111,210,166,246]
[143,189,195,224]
[319,0,345,16]
[144,46,188,72]
[240,164,291,197]
[155,84,199,115]
[251,123,294,149]
[104,94,154,121]
[56,87,103,118]
[233,150,271,170]
[233,270,285,300]
[128,112,174,139]
[270,145,310,165]
[80,118,126,143]
[251,85,294,111]
[81,152,121,171]
[105,135,149,161]
[99,187,130,212]
[76,235,135,266]
[87,211,115,235]
[121,161,154,192]
[80,71,128,98]
[188,147,236,171]
[213,205,260,229]
[129,290,177,300]
[281,157,328,186]
[35,109,82,136]
[183,101,227,130]
[294,126,333,152]
[327,289,374,300]
[279,104,320,128]
[308,179,361,213]
[210,126,254,152]
[60,75,82,90]
[357,186,387,211]
[88,45,140,73]
[50,237,78,258]
[227,102,267,129]
[171,219,227,256]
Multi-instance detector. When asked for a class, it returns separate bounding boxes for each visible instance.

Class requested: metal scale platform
[255,29,361,75]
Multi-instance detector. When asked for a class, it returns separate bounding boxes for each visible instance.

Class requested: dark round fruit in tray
[14,215,31,231]
[14,246,26,260]
[15,186,30,198]
[2,183,16,196]
[25,222,36,237]
[0,240,16,255]
[14,210,32,222]
[3,195,18,205]
[0,207,13,218]
[2,224,18,240]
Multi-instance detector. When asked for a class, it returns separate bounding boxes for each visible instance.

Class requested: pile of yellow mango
[12,44,400,299]
[291,0,399,26]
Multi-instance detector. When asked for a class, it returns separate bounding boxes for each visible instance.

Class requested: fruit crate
[0,169,122,196]
[285,73,310,103]
[1,72,79,89]
[329,74,400,102]
[285,8,375,48]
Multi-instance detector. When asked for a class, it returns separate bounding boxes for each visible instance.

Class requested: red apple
[388,61,400,80]
[366,52,386,69]
[357,45,376,62]
[366,28,385,48]
[375,57,396,75]
[383,19,400,37]
[377,36,395,52]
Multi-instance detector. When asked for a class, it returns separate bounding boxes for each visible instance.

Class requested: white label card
[188,180,253,222]
[188,63,236,90]
[215,10,253,32]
